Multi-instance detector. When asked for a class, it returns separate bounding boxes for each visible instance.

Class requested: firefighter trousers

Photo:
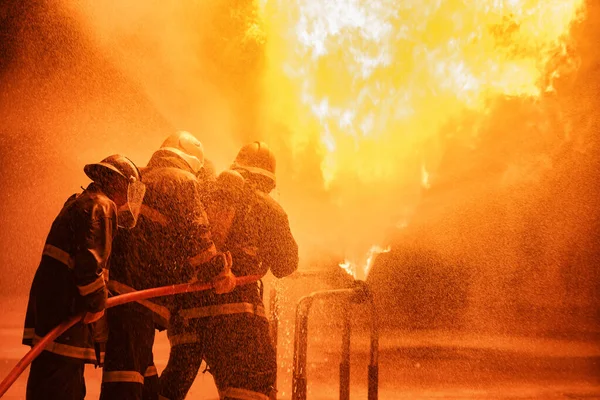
[26,351,86,400]
[100,302,158,400]
[159,312,276,400]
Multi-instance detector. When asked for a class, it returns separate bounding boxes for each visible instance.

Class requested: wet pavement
[1,296,599,399]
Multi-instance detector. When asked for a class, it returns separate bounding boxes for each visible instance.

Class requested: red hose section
[0,275,261,398]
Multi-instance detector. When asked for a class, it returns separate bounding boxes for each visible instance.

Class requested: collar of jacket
[84,182,105,196]
[146,149,197,175]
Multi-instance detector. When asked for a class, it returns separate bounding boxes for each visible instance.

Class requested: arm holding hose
[0,275,260,398]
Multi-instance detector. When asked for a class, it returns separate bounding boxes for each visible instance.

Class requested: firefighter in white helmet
[23,155,145,400]
[159,141,298,400]
[100,131,235,400]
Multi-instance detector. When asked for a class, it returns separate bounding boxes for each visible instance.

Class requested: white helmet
[160,131,205,174]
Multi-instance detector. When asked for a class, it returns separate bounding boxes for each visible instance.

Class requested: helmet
[215,169,246,204]
[84,154,145,229]
[217,169,245,191]
[160,130,205,174]
[84,154,141,184]
[231,141,276,186]
[197,158,217,183]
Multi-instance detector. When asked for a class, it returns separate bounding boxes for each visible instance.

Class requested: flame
[261,0,585,186]
[364,245,391,277]
[339,245,391,280]
[421,163,431,189]
[339,260,356,279]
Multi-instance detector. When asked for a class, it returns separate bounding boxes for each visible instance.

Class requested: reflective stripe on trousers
[144,365,158,377]
[102,365,157,384]
[167,332,201,347]
[179,302,266,320]
[168,303,267,346]
[219,387,270,400]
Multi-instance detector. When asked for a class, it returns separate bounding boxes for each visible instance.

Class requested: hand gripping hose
[0,275,261,398]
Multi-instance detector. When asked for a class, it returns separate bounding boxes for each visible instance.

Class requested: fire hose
[0,275,261,398]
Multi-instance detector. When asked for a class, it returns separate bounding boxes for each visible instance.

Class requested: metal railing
[290,281,379,400]
[269,270,345,393]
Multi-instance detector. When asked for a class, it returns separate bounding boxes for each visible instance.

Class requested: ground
[1,295,599,400]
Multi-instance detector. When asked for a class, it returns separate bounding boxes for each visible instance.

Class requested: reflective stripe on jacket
[23,185,115,364]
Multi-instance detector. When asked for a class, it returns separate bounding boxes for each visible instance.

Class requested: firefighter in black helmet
[159,141,298,400]
[23,155,144,400]
[100,131,235,400]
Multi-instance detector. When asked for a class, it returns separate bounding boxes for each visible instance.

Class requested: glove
[212,251,236,294]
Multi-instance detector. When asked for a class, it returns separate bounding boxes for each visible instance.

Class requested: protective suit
[100,132,234,400]
[23,155,143,400]
[159,142,298,400]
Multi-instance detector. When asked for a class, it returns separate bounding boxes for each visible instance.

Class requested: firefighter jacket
[22,184,114,364]
[107,149,225,329]
[178,182,299,322]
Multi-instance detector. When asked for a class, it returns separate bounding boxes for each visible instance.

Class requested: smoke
[0,0,256,293]
[365,3,600,334]
[62,0,271,168]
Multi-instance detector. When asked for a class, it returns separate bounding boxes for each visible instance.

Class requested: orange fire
[260,0,585,186]
[257,0,586,272]
[340,245,391,280]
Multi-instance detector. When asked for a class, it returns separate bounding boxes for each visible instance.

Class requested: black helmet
[84,154,142,185]
[84,155,145,229]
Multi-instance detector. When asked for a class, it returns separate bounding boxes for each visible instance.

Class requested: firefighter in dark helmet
[23,154,145,400]
[159,141,298,400]
[100,131,235,400]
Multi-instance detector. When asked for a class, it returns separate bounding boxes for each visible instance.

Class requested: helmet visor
[118,180,146,229]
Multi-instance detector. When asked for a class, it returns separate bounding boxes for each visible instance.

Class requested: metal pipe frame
[367,291,379,400]
[340,305,351,400]
[269,286,279,393]
[269,270,331,372]
[291,285,379,400]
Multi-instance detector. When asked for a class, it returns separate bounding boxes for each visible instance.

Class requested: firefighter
[159,141,299,400]
[100,131,235,400]
[23,154,144,400]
